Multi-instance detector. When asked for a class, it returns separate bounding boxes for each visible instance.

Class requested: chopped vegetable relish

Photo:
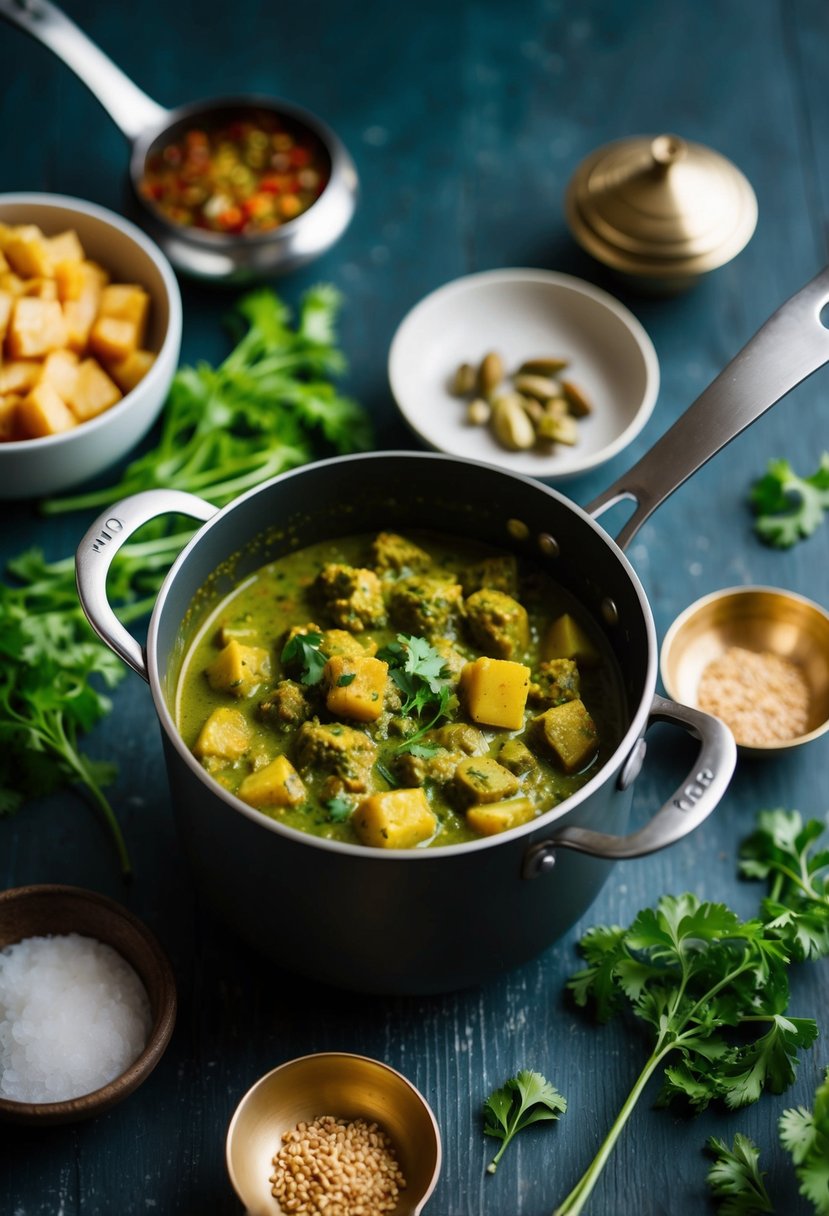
[139,111,330,236]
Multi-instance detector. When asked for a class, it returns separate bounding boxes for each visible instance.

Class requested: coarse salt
[0,932,151,1104]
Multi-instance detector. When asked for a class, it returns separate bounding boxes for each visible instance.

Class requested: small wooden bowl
[226,1053,442,1216]
[661,586,829,757]
[0,884,176,1125]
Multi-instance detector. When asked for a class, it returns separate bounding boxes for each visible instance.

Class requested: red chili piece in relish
[140,112,330,236]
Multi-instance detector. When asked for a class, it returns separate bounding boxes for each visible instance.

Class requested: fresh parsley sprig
[482,1070,566,1174]
[555,893,817,1216]
[739,809,829,961]
[376,633,453,751]
[750,454,829,548]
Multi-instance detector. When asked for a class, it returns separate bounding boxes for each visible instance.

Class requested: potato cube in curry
[238,755,306,809]
[323,654,388,723]
[193,706,251,760]
[319,628,377,659]
[18,381,77,438]
[460,656,530,730]
[466,796,535,836]
[541,613,600,666]
[529,658,581,706]
[316,563,386,632]
[498,738,537,775]
[206,638,271,696]
[464,588,529,659]
[353,788,436,849]
[64,358,122,421]
[7,297,68,358]
[531,698,598,773]
[453,756,520,806]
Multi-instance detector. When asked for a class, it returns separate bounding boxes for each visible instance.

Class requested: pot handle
[75,489,218,682]
[587,265,829,550]
[522,694,736,876]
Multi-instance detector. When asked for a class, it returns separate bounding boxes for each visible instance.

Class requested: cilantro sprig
[706,1133,773,1215]
[281,631,326,686]
[376,633,454,751]
[750,454,829,548]
[555,893,817,1216]
[739,809,829,961]
[482,1069,566,1174]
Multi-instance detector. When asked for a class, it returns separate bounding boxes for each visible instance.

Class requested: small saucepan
[76,268,829,994]
[0,0,358,281]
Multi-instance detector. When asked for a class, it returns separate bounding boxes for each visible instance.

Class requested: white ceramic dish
[0,193,182,500]
[388,268,659,479]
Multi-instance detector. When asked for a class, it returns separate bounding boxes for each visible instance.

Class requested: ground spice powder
[697,645,810,746]
[270,1114,406,1215]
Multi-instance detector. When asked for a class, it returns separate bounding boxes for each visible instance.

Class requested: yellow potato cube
[89,315,140,363]
[453,756,520,806]
[353,788,437,849]
[62,296,98,352]
[106,348,156,393]
[0,251,8,274]
[64,358,122,421]
[323,654,388,722]
[0,289,14,342]
[531,698,599,774]
[0,360,41,395]
[541,613,600,666]
[205,638,271,696]
[22,278,59,301]
[98,283,150,343]
[46,230,85,265]
[0,395,22,441]
[4,225,52,278]
[460,656,531,730]
[18,381,78,438]
[7,297,68,358]
[0,271,24,296]
[466,796,536,836]
[40,349,79,399]
[192,707,251,760]
[238,755,306,809]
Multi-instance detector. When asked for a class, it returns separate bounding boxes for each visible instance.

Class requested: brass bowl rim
[225,1050,442,1214]
[660,584,829,754]
[0,883,177,1125]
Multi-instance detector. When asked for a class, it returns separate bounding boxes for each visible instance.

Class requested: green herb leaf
[779,1067,829,1215]
[739,809,829,960]
[706,1134,773,1215]
[750,454,829,548]
[325,795,353,823]
[377,634,453,752]
[281,631,326,686]
[336,672,357,687]
[483,1070,566,1174]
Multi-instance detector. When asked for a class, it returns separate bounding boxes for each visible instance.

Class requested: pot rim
[146,450,658,859]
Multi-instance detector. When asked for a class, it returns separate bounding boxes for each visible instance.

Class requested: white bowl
[0,193,182,500]
[388,268,659,480]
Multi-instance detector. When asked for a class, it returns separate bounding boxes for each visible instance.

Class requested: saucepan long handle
[588,265,829,550]
[522,694,736,874]
[0,0,169,140]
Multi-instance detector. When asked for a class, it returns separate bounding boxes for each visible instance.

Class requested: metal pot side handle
[522,694,737,875]
[75,489,217,681]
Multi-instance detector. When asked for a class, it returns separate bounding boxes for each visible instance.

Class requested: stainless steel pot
[76,267,829,994]
[0,0,358,281]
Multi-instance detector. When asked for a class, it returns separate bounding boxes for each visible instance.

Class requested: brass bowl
[226,1053,442,1216]
[660,586,829,757]
[0,884,177,1125]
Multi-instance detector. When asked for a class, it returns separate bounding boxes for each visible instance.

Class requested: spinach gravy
[175,530,626,849]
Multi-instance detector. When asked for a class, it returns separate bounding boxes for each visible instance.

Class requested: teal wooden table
[1,2,828,1213]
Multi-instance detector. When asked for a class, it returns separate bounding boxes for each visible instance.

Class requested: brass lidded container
[565,134,758,292]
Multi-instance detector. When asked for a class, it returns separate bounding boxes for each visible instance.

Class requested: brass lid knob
[565,134,758,284]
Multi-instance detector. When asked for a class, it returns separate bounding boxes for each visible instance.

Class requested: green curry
[175,530,626,848]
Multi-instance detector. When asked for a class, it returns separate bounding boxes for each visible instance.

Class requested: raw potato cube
[21,277,58,301]
[64,358,122,421]
[323,654,388,722]
[193,706,251,760]
[7,297,68,358]
[106,348,156,393]
[460,656,530,730]
[0,272,24,296]
[3,225,52,278]
[98,283,150,343]
[18,381,78,438]
[47,230,84,265]
[531,699,599,774]
[0,395,22,441]
[238,755,306,809]
[206,638,271,696]
[0,360,40,395]
[453,756,520,806]
[40,349,79,399]
[541,613,600,667]
[353,788,437,849]
[89,315,140,362]
[62,296,98,352]
[466,796,535,836]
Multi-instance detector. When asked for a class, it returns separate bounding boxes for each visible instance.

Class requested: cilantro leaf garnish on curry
[175,530,625,848]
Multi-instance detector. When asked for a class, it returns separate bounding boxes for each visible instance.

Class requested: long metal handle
[588,266,829,549]
[523,694,736,873]
[0,0,168,140]
[76,490,217,681]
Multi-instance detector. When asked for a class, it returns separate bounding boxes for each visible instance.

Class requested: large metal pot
[76,268,829,994]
